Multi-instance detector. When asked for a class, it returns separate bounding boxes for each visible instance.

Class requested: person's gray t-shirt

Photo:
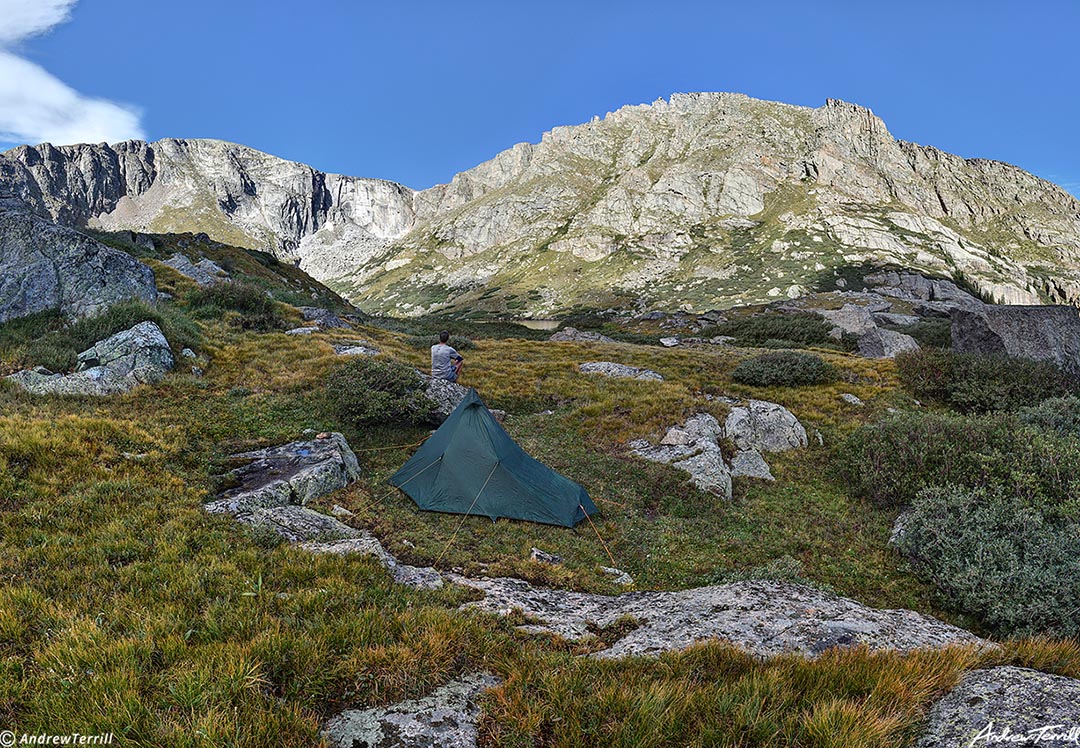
[431,343,461,380]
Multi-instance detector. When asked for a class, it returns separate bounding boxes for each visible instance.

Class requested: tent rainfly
[389,388,599,527]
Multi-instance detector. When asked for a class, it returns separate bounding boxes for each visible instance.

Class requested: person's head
[439,331,449,343]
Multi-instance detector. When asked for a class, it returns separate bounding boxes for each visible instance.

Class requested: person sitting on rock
[431,331,464,382]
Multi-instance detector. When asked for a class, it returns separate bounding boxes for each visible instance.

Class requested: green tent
[389,388,599,527]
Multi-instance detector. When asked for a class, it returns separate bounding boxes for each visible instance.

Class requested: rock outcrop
[6,321,173,395]
[0,199,157,323]
[323,673,501,748]
[630,413,732,498]
[579,362,664,381]
[449,576,985,659]
[951,305,1080,373]
[915,666,1080,748]
[162,252,228,287]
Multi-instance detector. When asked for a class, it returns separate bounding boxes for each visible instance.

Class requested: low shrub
[897,484,1080,638]
[1018,396,1080,437]
[843,412,1080,515]
[703,313,846,350]
[326,357,433,426]
[895,348,1075,413]
[186,282,286,332]
[731,351,836,387]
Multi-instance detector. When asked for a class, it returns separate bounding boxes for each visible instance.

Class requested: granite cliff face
[3,93,1080,316]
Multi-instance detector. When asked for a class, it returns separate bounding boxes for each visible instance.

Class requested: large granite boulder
[0,199,157,323]
[915,666,1080,747]
[817,303,878,337]
[323,673,501,748]
[857,327,920,358]
[951,305,1080,373]
[724,400,808,452]
[6,321,174,396]
[418,372,471,421]
[297,306,349,329]
[579,361,664,381]
[449,576,985,659]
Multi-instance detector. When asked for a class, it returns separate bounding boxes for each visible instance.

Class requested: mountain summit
[3,93,1080,315]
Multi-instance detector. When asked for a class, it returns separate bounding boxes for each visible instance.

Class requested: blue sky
[1,0,1078,196]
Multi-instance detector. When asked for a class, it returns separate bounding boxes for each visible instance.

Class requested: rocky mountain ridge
[3,93,1080,315]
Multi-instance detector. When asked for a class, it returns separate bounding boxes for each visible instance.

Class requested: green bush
[0,301,201,372]
[1018,396,1080,437]
[843,412,1080,516]
[731,351,836,387]
[186,283,286,332]
[895,348,1075,413]
[326,357,433,426]
[703,313,847,350]
[897,484,1080,638]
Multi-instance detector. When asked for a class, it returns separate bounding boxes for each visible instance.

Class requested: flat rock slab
[323,672,501,748]
[238,504,362,543]
[915,666,1080,747]
[579,361,664,381]
[447,577,984,660]
[205,432,360,514]
[333,342,379,356]
[301,536,443,590]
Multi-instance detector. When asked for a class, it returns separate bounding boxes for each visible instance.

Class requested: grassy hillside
[1,258,1078,745]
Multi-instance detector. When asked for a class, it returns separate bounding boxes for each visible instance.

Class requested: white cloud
[0,0,76,44]
[0,0,145,147]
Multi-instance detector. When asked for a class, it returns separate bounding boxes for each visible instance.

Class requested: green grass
[1,302,1078,746]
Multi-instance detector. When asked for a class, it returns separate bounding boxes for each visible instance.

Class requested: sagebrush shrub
[731,351,836,387]
[895,348,1075,412]
[897,484,1080,638]
[326,357,433,426]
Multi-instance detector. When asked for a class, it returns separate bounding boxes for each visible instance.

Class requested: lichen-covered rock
[817,304,878,337]
[237,505,361,543]
[840,393,864,406]
[6,321,174,396]
[724,400,808,452]
[549,327,615,343]
[914,666,1080,748]
[205,432,360,514]
[0,200,157,323]
[951,305,1080,373]
[333,342,379,356]
[449,576,984,659]
[322,673,501,748]
[730,449,775,481]
[418,372,471,421]
[579,361,664,381]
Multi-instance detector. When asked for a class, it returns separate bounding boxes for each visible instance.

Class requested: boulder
[418,372,471,421]
[284,326,318,335]
[0,200,157,323]
[729,449,775,481]
[724,400,808,452]
[857,327,920,358]
[205,432,361,514]
[297,306,349,329]
[162,252,228,287]
[238,504,361,543]
[322,673,501,748]
[549,327,615,343]
[6,321,174,396]
[332,343,379,356]
[864,271,983,309]
[816,304,878,337]
[951,305,1080,373]
[873,311,921,327]
[448,577,985,660]
[630,413,731,499]
[659,336,680,347]
[914,666,1080,748]
[579,361,664,381]
[840,393,864,406]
